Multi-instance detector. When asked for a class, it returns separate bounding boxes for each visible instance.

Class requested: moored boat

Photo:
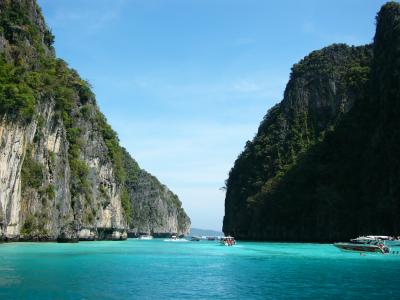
[138,234,153,240]
[220,236,236,246]
[334,242,390,254]
[163,234,188,242]
[190,236,201,241]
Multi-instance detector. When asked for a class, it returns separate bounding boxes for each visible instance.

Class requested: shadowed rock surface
[224,2,400,242]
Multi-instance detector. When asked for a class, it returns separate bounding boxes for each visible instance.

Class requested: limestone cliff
[122,149,190,237]
[0,0,190,241]
[224,2,400,242]
[223,43,372,240]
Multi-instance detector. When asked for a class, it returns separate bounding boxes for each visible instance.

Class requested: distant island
[224,2,400,242]
[189,228,223,237]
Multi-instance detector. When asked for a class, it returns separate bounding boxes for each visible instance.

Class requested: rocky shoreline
[1,228,128,243]
[0,228,191,243]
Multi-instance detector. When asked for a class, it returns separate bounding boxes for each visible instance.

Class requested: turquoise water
[0,239,400,299]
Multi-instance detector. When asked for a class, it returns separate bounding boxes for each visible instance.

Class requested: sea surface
[0,239,399,299]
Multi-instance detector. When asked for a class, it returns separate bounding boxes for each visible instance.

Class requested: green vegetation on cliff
[0,0,55,123]
[224,2,400,241]
[0,0,191,239]
[0,56,36,122]
[0,0,54,48]
[21,145,43,190]
[121,148,190,235]
[0,0,129,220]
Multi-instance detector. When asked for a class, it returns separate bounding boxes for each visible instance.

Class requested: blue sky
[38,0,387,231]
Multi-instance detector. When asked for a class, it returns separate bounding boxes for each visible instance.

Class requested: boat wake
[163,239,188,242]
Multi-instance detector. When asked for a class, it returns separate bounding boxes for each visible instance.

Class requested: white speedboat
[334,242,390,254]
[138,234,153,240]
[220,236,236,246]
[351,235,400,247]
[333,234,394,254]
[163,235,188,242]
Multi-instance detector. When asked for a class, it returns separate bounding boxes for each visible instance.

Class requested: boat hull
[334,242,385,253]
[138,236,153,240]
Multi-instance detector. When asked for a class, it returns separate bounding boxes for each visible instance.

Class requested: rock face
[127,170,190,237]
[0,0,190,241]
[224,3,400,242]
[121,149,190,237]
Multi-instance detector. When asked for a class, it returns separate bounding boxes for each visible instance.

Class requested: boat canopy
[355,235,393,240]
[365,235,390,239]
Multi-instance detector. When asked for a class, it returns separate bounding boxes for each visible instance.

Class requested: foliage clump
[21,145,43,191]
[20,212,48,237]
[0,56,36,122]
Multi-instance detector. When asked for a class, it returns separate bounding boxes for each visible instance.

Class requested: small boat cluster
[164,235,187,242]
[189,235,237,246]
[135,233,237,246]
[190,235,236,246]
[190,235,221,241]
[334,235,400,254]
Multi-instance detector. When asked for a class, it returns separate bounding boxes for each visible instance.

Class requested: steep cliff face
[1,98,127,241]
[224,2,400,242]
[121,149,190,237]
[0,0,190,241]
[224,44,372,240]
